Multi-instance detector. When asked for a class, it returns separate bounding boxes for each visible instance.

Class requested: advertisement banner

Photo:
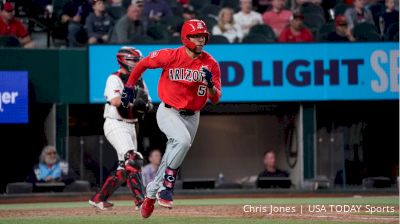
[0,71,28,123]
[89,43,399,103]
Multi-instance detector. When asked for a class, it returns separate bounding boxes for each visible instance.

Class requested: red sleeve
[278,29,287,42]
[16,20,28,38]
[125,49,170,87]
[306,29,314,42]
[208,61,222,104]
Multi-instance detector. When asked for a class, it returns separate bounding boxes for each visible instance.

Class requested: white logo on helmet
[189,24,196,32]
[197,22,204,29]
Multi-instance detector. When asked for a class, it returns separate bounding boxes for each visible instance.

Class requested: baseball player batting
[89,46,152,210]
[123,19,222,218]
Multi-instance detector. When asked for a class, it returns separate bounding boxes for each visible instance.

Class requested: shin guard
[93,168,127,202]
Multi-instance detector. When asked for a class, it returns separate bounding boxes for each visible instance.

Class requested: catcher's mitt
[117,79,152,119]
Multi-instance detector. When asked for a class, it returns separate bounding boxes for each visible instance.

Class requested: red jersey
[278,26,314,42]
[0,18,29,38]
[126,46,222,111]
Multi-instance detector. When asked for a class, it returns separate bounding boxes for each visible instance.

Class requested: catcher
[89,46,152,210]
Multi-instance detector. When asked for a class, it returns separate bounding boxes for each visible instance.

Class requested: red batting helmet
[116,46,143,73]
[181,19,209,51]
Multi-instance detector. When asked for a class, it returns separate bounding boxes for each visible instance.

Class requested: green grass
[0,216,384,224]
[0,196,398,210]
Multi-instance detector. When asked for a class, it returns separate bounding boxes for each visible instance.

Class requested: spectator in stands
[85,0,113,44]
[173,5,196,36]
[182,5,196,21]
[27,146,76,185]
[252,0,271,14]
[108,0,123,7]
[142,0,172,24]
[0,2,35,48]
[258,150,289,178]
[212,7,244,43]
[110,4,146,43]
[234,0,263,36]
[278,11,314,42]
[292,0,322,11]
[263,0,292,36]
[62,0,92,47]
[344,0,374,29]
[326,15,355,41]
[177,0,190,7]
[381,0,398,34]
[142,149,162,186]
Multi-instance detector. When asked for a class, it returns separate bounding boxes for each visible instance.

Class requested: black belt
[117,119,135,124]
[164,103,195,116]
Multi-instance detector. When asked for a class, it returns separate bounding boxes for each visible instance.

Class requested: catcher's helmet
[116,46,143,73]
[181,19,209,51]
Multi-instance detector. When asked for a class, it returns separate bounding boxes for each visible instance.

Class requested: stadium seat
[385,22,399,41]
[354,31,381,41]
[166,0,179,5]
[369,3,385,32]
[171,4,184,17]
[190,0,211,9]
[353,22,380,41]
[6,182,33,194]
[147,24,168,40]
[182,178,215,189]
[249,24,276,41]
[201,4,222,18]
[168,35,182,44]
[301,3,325,18]
[309,27,319,40]
[334,3,350,16]
[208,35,230,44]
[362,177,392,188]
[354,22,379,33]
[107,6,126,21]
[200,16,218,32]
[0,36,21,47]
[63,180,91,192]
[52,0,70,18]
[242,33,275,43]
[220,0,240,11]
[317,22,335,41]
[131,34,155,44]
[161,15,184,31]
[303,13,326,30]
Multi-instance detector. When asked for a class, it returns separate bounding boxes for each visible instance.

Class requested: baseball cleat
[157,190,173,209]
[88,199,114,210]
[141,197,156,218]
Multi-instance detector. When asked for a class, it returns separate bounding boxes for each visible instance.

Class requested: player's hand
[121,87,134,108]
[201,68,214,88]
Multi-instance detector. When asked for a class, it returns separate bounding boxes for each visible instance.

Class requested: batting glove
[121,86,134,108]
[202,68,214,88]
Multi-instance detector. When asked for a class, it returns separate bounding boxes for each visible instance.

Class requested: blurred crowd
[0,0,398,48]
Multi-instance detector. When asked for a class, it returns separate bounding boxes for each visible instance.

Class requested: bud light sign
[89,43,398,103]
[0,71,28,123]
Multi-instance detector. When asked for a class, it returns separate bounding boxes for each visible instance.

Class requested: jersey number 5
[197,85,207,96]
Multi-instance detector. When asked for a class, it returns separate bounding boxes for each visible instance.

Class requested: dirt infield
[0,191,397,204]
[0,204,398,223]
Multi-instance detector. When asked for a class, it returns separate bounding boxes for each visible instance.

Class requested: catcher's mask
[116,46,143,73]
